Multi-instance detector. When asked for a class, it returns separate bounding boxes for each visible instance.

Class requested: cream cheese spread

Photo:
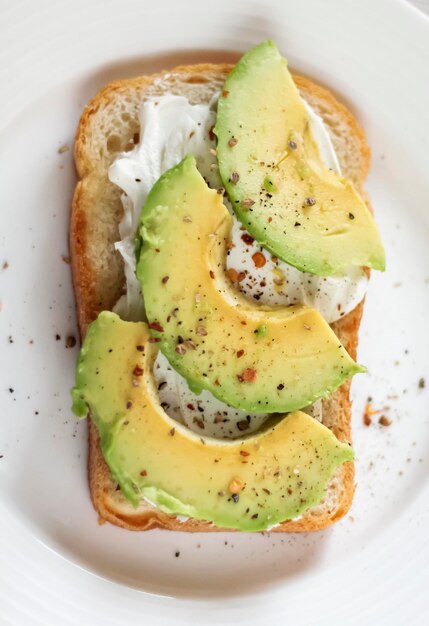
[109,93,367,439]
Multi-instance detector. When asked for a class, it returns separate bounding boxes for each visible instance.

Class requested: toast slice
[71,63,370,532]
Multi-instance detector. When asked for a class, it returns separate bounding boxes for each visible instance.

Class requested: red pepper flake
[149,337,161,343]
[169,427,176,436]
[268,217,273,223]
[379,415,392,427]
[187,403,195,411]
[226,267,238,282]
[214,378,221,386]
[148,321,164,332]
[140,469,147,477]
[222,90,230,98]
[236,349,245,358]
[229,478,244,493]
[239,450,250,457]
[241,233,254,245]
[133,365,144,377]
[209,270,215,279]
[228,136,238,147]
[209,126,215,141]
[226,268,246,283]
[136,345,145,352]
[126,401,133,409]
[252,252,266,268]
[237,368,257,383]
[363,402,380,426]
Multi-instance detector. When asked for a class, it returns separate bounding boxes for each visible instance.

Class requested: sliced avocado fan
[72,312,354,532]
[136,155,364,414]
[215,40,385,276]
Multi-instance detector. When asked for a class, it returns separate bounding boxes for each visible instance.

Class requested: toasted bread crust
[71,63,370,532]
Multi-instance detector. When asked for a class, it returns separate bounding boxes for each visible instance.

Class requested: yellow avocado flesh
[136,155,364,413]
[72,312,354,532]
[215,40,385,276]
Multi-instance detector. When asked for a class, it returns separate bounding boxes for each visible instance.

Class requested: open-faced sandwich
[71,41,385,532]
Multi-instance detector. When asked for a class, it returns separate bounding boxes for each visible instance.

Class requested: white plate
[1,0,428,624]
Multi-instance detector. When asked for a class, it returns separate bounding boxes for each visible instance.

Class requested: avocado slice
[215,40,385,276]
[136,155,364,413]
[72,312,354,531]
